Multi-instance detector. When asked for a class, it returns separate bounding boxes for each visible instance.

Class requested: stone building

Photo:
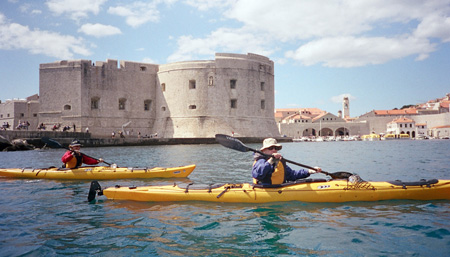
[37,53,279,138]
[0,94,39,131]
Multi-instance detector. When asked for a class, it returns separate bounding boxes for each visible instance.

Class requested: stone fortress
[1,52,449,140]
[2,53,280,138]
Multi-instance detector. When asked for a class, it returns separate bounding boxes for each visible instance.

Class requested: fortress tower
[343,96,350,119]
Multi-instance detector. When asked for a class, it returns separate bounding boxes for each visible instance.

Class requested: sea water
[0,140,449,256]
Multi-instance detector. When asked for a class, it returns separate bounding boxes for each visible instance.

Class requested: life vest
[65,153,83,168]
[253,159,286,185]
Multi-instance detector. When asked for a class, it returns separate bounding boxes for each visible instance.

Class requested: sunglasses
[267,146,281,151]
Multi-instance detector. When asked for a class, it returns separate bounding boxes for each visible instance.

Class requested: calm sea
[0,140,449,256]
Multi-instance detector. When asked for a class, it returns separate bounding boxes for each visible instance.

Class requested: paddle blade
[88,181,102,202]
[215,134,250,152]
[41,137,64,149]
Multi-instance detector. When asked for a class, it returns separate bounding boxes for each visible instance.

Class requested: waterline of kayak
[0,140,449,256]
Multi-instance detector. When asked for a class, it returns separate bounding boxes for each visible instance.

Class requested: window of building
[64,105,71,110]
[189,80,196,89]
[161,106,166,111]
[20,113,24,117]
[119,98,126,110]
[260,82,265,91]
[261,100,265,109]
[231,99,237,109]
[208,76,214,86]
[189,105,197,110]
[1,115,3,118]
[144,100,152,111]
[33,113,37,117]
[230,79,237,89]
[91,97,99,110]
[161,83,166,92]
[140,66,146,71]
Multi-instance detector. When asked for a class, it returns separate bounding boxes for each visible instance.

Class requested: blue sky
[1,0,449,117]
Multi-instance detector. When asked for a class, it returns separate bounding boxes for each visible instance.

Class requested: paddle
[41,137,112,166]
[88,180,103,202]
[215,134,353,179]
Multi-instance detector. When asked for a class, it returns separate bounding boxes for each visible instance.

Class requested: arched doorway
[335,127,349,136]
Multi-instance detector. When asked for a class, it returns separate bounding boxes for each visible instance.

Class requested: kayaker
[61,140,103,168]
[252,138,321,185]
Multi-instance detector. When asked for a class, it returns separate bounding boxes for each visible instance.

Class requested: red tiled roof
[390,117,414,123]
[374,108,418,115]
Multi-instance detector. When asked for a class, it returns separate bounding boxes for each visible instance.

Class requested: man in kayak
[61,140,103,168]
[252,138,321,185]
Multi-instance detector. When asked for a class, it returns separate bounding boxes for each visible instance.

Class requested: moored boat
[0,164,196,180]
[91,177,450,203]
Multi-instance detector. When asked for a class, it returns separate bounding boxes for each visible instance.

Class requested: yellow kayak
[98,178,450,203]
[0,164,195,180]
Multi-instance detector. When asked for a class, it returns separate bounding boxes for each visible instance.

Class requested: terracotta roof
[431,125,450,129]
[390,117,415,123]
[374,108,418,115]
[440,101,450,108]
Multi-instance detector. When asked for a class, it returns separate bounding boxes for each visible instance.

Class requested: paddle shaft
[214,134,345,178]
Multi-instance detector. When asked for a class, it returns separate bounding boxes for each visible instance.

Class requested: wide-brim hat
[261,138,282,151]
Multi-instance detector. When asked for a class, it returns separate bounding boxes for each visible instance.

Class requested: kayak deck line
[0,164,196,180]
[90,177,450,203]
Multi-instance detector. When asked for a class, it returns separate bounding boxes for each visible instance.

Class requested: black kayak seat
[387,179,439,187]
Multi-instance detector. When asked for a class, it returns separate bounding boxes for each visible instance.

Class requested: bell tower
[343,96,349,118]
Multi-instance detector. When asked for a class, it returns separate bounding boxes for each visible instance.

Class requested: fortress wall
[39,60,85,127]
[81,60,158,136]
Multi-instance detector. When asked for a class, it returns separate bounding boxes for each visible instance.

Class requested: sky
[1,0,449,117]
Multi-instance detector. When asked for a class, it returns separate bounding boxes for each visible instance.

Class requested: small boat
[90,177,450,203]
[361,133,380,141]
[0,164,196,180]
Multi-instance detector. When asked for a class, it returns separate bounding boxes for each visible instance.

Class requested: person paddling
[61,140,103,168]
[252,138,321,185]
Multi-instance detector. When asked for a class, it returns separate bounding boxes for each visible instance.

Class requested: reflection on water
[0,140,449,256]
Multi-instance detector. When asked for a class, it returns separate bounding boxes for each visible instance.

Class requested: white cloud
[46,0,107,21]
[142,57,157,63]
[285,36,436,67]
[414,14,450,43]
[331,94,356,104]
[78,23,122,37]
[219,0,450,67]
[108,2,160,28]
[167,27,274,62]
[0,13,91,59]
[184,0,234,11]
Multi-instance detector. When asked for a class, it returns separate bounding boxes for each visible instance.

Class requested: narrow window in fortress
[260,82,265,91]
[230,99,237,109]
[189,105,197,110]
[91,97,99,110]
[140,66,147,71]
[230,80,237,89]
[119,98,126,110]
[261,100,265,109]
[189,80,196,89]
[144,100,152,111]
[161,83,166,92]
[208,76,214,86]
[161,106,166,111]
[64,105,71,110]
